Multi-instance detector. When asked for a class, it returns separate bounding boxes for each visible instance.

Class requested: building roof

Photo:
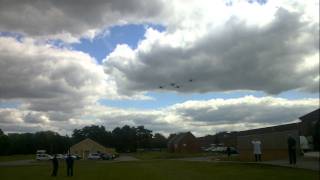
[299,109,319,122]
[168,132,194,145]
[71,138,106,149]
[237,123,300,136]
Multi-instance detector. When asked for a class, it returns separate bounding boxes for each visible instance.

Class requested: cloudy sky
[0,0,318,136]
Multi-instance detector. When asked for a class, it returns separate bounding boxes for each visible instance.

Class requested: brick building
[167,132,200,153]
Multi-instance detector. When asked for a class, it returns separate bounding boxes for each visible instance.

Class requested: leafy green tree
[151,133,167,149]
[72,125,112,147]
[136,126,152,149]
[112,125,137,152]
[0,129,9,155]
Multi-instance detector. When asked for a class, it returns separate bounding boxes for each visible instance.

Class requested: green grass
[0,155,34,162]
[132,151,216,160]
[0,160,317,180]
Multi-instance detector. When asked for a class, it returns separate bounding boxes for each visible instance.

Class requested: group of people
[51,154,74,177]
[250,135,297,164]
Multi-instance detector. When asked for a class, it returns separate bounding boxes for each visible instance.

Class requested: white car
[88,153,101,160]
[36,154,52,160]
[55,154,65,159]
[211,146,227,152]
[64,154,79,160]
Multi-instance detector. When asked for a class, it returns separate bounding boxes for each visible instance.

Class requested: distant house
[70,138,115,159]
[167,132,200,153]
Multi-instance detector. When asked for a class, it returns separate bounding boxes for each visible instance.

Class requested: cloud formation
[104,1,319,96]
[81,96,319,136]
[0,0,168,42]
[0,94,318,135]
[0,37,107,116]
[0,0,318,136]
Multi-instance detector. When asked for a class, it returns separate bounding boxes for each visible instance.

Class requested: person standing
[251,140,262,162]
[51,154,58,177]
[287,135,297,165]
[66,154,74,176]
[226,146,231,159]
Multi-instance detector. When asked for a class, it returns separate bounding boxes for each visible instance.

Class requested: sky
[0,0,319,137]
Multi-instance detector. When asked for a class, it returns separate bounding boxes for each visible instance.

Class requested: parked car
[55,154,65,159]
[204,146,217,152]
[72,154,81,160]
[210,146,238,154]
[211,146,227,153]
[36,150,46,154]
[63,154,80,160]
[88,153,101,160]
[36,154,52,161]
[100,153,115,160]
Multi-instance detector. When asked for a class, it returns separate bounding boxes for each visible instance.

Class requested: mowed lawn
[0,154,34,162]
[133,151,215,160]
[0,160,318,180]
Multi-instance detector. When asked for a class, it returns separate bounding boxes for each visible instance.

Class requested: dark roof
[299,109,319,122]
[237,123,300,136]
[168,132,194,145]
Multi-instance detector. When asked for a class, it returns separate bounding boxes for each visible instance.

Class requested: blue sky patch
[72,24,166,63]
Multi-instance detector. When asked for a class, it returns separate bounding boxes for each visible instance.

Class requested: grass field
[0,160,318,180]
[132,151,216,160]
[0,154,34,162]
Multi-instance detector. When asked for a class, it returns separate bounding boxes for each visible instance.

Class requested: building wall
[168,133,200,153]
[299,109,320,150]
[176,135,200,153]
[237,130,300,161]
[221,134,237,147]
[70,139,114,159]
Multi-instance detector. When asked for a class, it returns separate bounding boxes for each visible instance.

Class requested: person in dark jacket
[226,146,231,159]
[287,135,297,165]
[51,154,58,176]
[66,154,74,176]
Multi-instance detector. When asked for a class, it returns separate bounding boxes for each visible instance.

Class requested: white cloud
[0,0,318,136]
[103,0,319,96]
[0,108,23,124]
[24,112,50,124]
[0,37,107,112]
[87,96,318,136]
[1,96,318,136]
[0,0,168,42]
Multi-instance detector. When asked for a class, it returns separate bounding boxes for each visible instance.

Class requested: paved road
[173,156,319,171]
[261,158,319,171]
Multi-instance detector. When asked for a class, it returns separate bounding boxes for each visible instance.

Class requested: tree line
[0,125,168,155]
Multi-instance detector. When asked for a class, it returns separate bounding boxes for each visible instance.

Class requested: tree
[112,125,137,152]
[0,129,9,155]
[4,131,71,155]
[72,125,112,147]
[151,133,167,149]
[136,126,152,149]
